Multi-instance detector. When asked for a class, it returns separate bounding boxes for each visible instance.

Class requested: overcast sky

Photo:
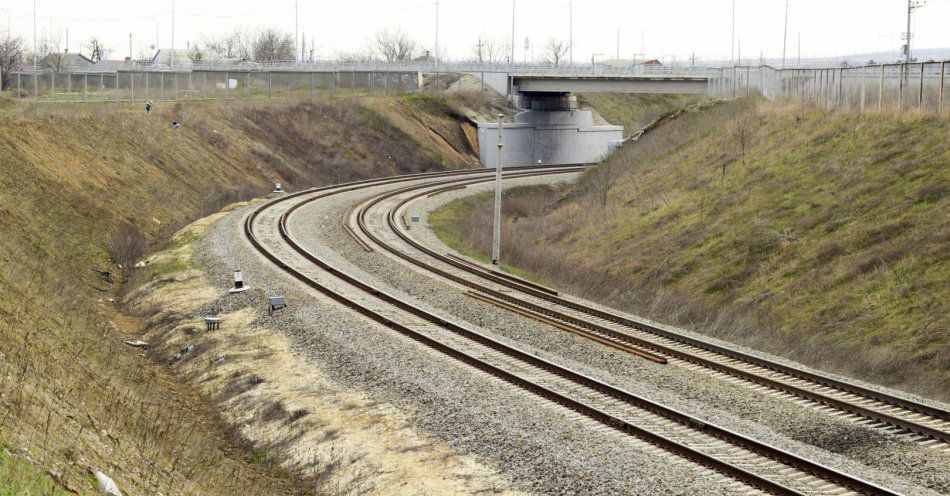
[3,0,949,63]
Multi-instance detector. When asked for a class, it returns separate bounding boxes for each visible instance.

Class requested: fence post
[115,74,119,103]
[145,72,149,100]
[940,61,946,113]
[310,72,314,97]
[246,72,250,99]
[860,65,866,112]
[226,71,230,99]
[732,66,737,98]
[33,72,38,101]
[83,73,87,103]
[51,72,55,101]
[331,71,336,97]
[370,70,375,94]
[837,68,843,109]
[188,72,193,99]
[160,72,165,101]
[130,71,133,101]
[879,64,884,111]
[268,72,272,98]
[351,70,355,94]
[918,62,925,109]
[17,72,21,99]
[67,71,72,101]
[100,73,104,103]
[898,63,904,110]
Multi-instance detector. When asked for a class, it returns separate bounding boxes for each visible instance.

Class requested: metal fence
[4,70,427,102]
[708,60,949,113]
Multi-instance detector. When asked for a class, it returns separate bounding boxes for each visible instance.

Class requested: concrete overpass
[512,75,709,95]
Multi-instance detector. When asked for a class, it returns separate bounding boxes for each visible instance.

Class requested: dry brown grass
[0,94,483,493]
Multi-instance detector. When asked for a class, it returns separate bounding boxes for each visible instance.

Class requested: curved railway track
[244,168,903,496]
[347,171,950,452]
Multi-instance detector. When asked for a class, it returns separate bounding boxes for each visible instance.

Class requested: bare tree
[203,29,250,60]
[373,27,417,63]
[38,30,66,72]
[187,44,203,65]
[85,37,106,62]
[589,159,622,208]
[251,28,294,62]
[0,35,26,90]
[542,38,569,66]
[472,37,508,64]
[337,49,376,63]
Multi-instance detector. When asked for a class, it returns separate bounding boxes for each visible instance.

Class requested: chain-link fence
[3,69,435,102]
[708,60,949,113]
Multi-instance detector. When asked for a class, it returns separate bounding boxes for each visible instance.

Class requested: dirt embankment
[431,99,950,400]
[0,94,483,495]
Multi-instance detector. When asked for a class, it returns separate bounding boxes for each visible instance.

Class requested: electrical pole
[730,0,735,65]
[510,0,516,67]
[434,0,439,63]
[782,0,789,68]
[295,0,298,62]
[492,114,504,267]
[33,0,37,69]
[797,32,801,65]
[569,0,573,65]
[616,28,620,60]
[904,0,925,63]
[170,0,175,67]
[129,33,133,60]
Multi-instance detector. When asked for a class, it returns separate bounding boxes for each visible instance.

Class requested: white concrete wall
[478,110,623,167]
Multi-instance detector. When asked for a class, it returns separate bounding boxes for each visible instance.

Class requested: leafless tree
[336,49,376,63]
[203,29,250,60]
[187,44,203,65]
[0,35,26,90]
[373,27,417,63]
[251,28,295,62]
[38,30,66,72]
[589,159,622,208]
[85,37,106,62]
[472,37,509,64]
[542,38,569,66]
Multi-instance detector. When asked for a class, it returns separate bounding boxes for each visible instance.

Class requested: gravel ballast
[194,172,947,495]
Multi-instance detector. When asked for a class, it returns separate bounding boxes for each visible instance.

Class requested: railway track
[245,168,901,495]
[347,171,950,452]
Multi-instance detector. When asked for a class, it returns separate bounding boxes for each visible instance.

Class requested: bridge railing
[707,60,949,113]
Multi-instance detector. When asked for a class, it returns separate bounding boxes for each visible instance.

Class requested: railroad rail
[349,171,950,451]
[244,168,900,495]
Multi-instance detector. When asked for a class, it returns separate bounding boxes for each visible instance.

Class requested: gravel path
[195,172,947,495]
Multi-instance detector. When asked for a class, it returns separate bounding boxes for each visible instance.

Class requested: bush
[108,223,149,277]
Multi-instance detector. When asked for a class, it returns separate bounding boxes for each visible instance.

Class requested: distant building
[61,53,96,69]
[643,59,663,67]
[602,58,663,68]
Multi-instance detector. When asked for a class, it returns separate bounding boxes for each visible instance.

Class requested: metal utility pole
[295,0,299,62]
[510,0,516,66]
[904,0,925,63]
[797,32,801,65]
[569,0,573,65]
[170,0,175,67]
[782,0,789,68]
[129,33,133,60]
[616,28,620,60]
[492,114,504,267]
[730,0,735,65]
[434,0,439,63]
[33,0,37,69]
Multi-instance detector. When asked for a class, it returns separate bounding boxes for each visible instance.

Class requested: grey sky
[3,0,948,63]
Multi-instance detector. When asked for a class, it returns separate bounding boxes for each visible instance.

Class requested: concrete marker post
[225,71,230,99]
[228,270,249,294]
[492,113,504,268]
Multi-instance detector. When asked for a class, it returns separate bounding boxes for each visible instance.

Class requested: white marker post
[492,113,504,268]
[273,182,283,193]
[228,269,249,294]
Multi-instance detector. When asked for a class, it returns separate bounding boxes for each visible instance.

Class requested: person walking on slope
[145,100,153,113]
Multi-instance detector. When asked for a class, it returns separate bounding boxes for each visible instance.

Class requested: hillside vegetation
[0,95,481,494]
[432,99,950,399]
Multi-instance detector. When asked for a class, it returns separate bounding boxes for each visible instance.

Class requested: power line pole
[170,0,175,67]
[781,0,789,68]
[616,28,620,60]
[129,32,133,60]
[492,113,504,268]
[797,32,801,65]
[730,0,735,65]
[33,0,37,69]
[569,0,573,65]
[295,0,299,62]
[510,0,516,66]
[434,0,439,62]
[904,0,925,63]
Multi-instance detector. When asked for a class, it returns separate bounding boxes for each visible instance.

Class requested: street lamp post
[492,113,504,267]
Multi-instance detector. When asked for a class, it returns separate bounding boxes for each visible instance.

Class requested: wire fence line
[4,60,947,114]
[708,60,949,113]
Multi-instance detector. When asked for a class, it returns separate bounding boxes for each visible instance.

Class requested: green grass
[0,442,72,495]
[431,99,950,399]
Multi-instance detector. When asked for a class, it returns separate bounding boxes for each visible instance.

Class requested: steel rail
[247,169,899,496]
[357,176,950,445]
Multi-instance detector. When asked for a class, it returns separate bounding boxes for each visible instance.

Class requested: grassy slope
[578,92,705,138]
[431,99,950,399]
[0,95,480,494]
